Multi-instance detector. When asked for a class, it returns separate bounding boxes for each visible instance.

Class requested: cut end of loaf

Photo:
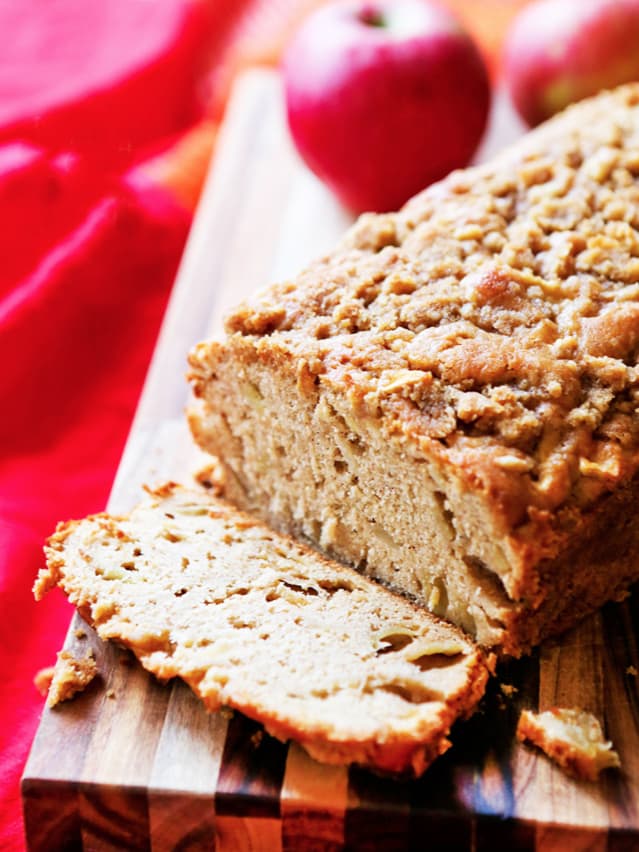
[188,83,639,657]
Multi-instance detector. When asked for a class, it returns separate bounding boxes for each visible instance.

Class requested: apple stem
[358,4,385,28]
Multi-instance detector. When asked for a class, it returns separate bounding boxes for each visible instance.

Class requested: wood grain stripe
[21,780,82,852]
[601,597,639,834]
[148,682,228,851]
[344,768,412,851]
[281,743,348,851]
[78,784,151,852]
[215,714,287,819]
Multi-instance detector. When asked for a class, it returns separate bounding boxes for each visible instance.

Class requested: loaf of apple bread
[188,84,639,656]
[36,484,489,777]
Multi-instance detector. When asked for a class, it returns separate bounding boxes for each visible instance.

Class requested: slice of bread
[35,483,490,777]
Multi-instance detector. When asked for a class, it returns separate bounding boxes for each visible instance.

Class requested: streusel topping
[225,86,639,524]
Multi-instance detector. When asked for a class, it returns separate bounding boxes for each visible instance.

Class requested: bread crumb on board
[516,707,620,781]
[33,666,55,697]
[35,649,98,709]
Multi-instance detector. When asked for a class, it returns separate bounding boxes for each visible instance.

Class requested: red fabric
[0,1,248,846]
[0,0,222,170]
[0,160,190,850]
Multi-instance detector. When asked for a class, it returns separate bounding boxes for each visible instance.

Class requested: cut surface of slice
[36,483,489,777]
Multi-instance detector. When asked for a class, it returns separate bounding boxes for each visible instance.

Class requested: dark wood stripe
[148,792,217,852]
[601,592,639,832]
[451,653,540,817]
[280,745,347,851]
[282,815,344,852]
[406,745,475,851]
[215,714,287,819]
[21,779,82,852]
[78,783,151,851]
[610,826,639,852]
[475,815,535,852]
[344,768,412,851]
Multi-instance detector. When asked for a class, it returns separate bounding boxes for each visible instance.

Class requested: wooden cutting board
[22,70,639,851]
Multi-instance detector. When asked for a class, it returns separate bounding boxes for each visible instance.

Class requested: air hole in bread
[462,554,508,600]
[317,578,354,594]
[347,434,365,456]
[409,653,463,672]
[376,633,414,655]
[230,618,255,629]
[433,490,455,537]
[162,530,183,543]
[311,688,329,698]
[377,682,441,704]
[282,580,319,596]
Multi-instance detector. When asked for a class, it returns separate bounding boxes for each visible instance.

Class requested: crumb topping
[225,86,639,529]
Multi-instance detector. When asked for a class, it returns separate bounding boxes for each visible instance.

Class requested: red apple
[504,0,639,127]
[282,0,490,213]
